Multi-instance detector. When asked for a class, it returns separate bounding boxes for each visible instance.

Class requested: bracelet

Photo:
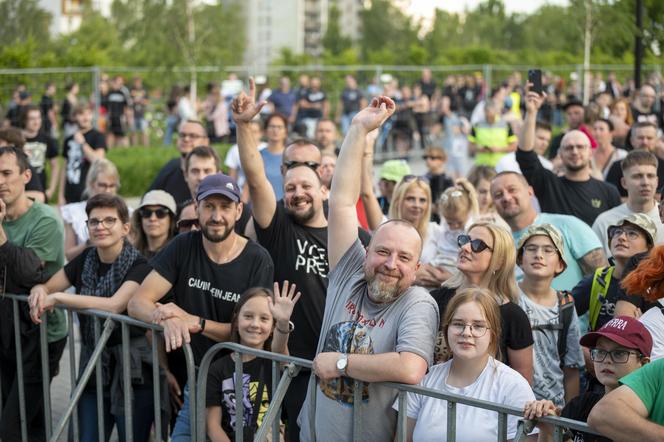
[275,321,294,334]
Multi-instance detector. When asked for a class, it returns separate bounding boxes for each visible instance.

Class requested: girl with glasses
[131,190,177,259]
[28,194,159,442]
[393,288,536,441]
[524,316,651,442]
[430,222,534,384]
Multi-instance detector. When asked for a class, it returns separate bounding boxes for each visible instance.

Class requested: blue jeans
[171,382,192,442]
[163,115,179,146]
[78,387,154,442]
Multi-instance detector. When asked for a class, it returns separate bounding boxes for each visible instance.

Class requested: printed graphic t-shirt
[298,240,439,442]
[62,129,107,203]
[24,133,58,188]
[151,231,274,363]
[206,355,273,442]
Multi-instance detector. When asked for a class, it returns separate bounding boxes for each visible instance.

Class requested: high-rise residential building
[230,0,363,70]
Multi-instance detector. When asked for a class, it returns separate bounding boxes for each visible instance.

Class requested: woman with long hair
[430,222,534,383]
[394,288,536,441]
[131,190,177,259]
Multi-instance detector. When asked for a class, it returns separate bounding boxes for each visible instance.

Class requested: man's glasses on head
[283,160,320,171]
[176,218,199,230]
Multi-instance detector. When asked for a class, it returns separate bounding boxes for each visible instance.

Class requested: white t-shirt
[639,300,664,361]
[223,142,267,189]
[394,358,536,442]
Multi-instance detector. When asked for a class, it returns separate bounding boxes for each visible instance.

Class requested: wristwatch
[198,316,206,333]
[336,353,348,376]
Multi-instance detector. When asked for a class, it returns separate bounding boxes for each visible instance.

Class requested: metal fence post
[352,380,362,441]
[39,313,52,440]
[121,323,133,442]
[446,401,456,442]
[497,412,508,441]
[483,64,492,93]
[234,352,244,442]
[396,389,407,442]
[93,66,101,126]
[67,310,80,442]
[94,317,105,442]
[12,298,28,442]
[150,332,162,442]
[183,344,197,442]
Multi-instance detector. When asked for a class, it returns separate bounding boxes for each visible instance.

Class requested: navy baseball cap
[196,173,241,203]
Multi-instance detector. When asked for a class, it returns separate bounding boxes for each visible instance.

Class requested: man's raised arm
[519,90,544,153]
[232,78,277,229]
[328,96,395,270]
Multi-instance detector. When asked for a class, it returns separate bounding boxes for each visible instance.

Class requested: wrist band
[275,321,294,334]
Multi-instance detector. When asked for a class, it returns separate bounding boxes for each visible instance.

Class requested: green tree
[360,0,420,63]
[323,4,352,56]
[0,0,52,47]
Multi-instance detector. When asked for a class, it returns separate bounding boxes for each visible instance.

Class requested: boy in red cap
[524,316,652,441]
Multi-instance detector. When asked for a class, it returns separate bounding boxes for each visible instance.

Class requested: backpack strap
[589,266,614,331]
[557,290,575,369]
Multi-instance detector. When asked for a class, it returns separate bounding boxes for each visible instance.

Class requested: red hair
[621,246,664,302]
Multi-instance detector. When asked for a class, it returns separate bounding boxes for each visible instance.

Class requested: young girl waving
[206,282,300,442]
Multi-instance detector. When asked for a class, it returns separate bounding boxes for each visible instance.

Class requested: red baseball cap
[580,316,653,357]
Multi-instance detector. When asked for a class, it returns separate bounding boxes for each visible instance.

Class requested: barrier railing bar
[94,317,105,442]
[554,425,564,442]
[183,343,197,442]
[352,380,362,442]
[151,333,162,442]
[447,401,456,442]
[254,363,300,442]
[234,352,244,442]
[12,298,28,442]
[396,390,407,442]
[308,371,317,442]
[270,360,280,442]
[50,318,116,442]
[121,322,134,442]
[67,310,80,442]
[497,411,508,441]
[39,314,53,440]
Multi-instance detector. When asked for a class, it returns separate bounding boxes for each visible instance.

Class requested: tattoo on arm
[580,248,609,276]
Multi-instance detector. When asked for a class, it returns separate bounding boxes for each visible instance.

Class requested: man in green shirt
[589,358,664,440]
[0,145,67,442]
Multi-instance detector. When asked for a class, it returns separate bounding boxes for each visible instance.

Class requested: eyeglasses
[139,208,170,219]
[283,160,320,171]
[95,182,118,191]
[457,234,493,253]
[176,218,199,230]
[423,155,443,161]
[86,217,118,229]
[523,244,558,256]
[561,143,588,152]
[590,348,641,364]
[608,226,642,241]
[449,320,489,338]
[178,132,206,140]
[403,174,430,184]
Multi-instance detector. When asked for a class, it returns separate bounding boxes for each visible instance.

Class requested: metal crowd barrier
[0,293,197,442]
[1,293,603,442]
[199,342,604,442]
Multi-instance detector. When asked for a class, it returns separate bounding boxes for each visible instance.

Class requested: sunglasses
[284,160,320,171]
[457,234,493,253]
[422,155,444,161]
[176,218,199,230]
[139,207,170,219]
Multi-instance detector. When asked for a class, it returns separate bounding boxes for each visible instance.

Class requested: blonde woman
[430,222,534,383]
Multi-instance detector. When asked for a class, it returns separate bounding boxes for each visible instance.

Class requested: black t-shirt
[106,88,130,119]
[26,166,44,195]
[24,133,58,188]
[429,286,534,365]
[417,79,437,99]
[340,88,363,114]
[299,90,327,119]
[62,129,107,203]
[40,95,54,132]
[426,172,455,206]
[61,99,74,126]
[560,392,610,442]
[517,149,621,226]
[631,106,663,129]
[205,356,272,441]
[64,246,151,346]
[572,272,641,331]
[606,156,664,198]
[149,157,192,206]
[150,231,274,363]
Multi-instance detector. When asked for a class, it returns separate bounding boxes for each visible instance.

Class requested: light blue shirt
[260,149,284,200]
[513,213,602,291]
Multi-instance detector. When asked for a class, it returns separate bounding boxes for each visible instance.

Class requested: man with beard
[297,96,438,441]
[517,90,621,226]
[128,173,274,441]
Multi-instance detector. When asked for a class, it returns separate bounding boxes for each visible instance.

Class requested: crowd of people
[0,65,663,442]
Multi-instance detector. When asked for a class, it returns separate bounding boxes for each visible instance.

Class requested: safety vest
[589,266,615,331]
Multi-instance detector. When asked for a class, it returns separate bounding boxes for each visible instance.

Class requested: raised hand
[524,84,546,114]
[351,96,396,133]
[268,280,301,327]
[231,77,267,125]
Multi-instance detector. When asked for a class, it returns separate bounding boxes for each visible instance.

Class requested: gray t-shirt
[298,240,439,442]
[518,290,585,407]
